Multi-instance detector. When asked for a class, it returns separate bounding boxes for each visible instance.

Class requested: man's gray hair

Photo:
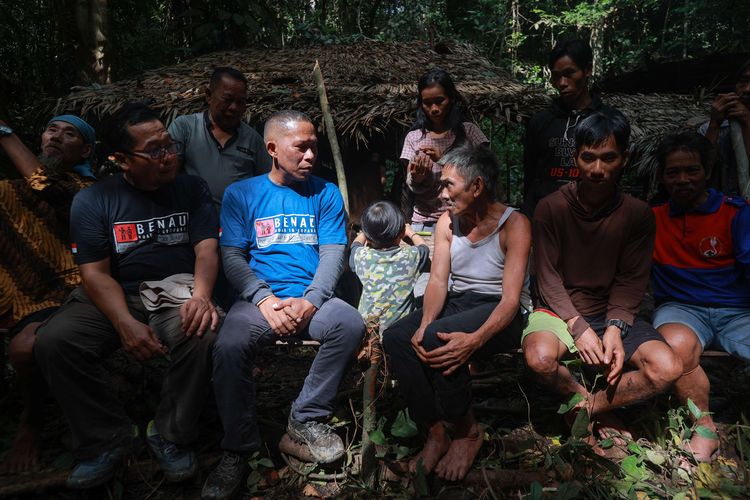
[438,143,501,201]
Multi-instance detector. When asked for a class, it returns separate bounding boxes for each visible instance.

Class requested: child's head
[414,68,463,133]
[361,200,405,249]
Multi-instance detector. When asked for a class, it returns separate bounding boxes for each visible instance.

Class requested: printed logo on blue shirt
[254,213,318,248]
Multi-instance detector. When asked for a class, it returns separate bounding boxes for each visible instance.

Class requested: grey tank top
[449,206,531,306]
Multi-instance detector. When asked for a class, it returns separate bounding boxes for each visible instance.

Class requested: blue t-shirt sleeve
[220,183,252,251]
[70,188,110,265]
[732,203,750,283]
[188,177,219,244]
[317,182,348,246]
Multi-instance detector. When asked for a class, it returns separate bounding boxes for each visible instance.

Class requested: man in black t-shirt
[521,39,618,217]
[34,104,220,489]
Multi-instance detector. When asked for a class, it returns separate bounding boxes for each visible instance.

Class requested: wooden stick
[313,60,350,213]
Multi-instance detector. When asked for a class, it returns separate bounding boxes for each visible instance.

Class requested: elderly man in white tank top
[383,144,531,482]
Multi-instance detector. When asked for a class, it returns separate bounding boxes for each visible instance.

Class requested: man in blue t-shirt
[203,111,364,500]
[34,104,220,489]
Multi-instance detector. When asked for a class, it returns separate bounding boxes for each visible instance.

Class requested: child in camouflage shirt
[350,201,430,333]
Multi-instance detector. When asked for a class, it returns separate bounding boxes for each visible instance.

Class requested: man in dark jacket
[521,39,618,216]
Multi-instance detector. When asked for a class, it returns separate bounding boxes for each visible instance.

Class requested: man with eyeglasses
[168,66,271,207]
[34,103,220,489]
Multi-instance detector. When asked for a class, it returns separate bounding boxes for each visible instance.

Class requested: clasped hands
[259,296,317,336]
[573,325,625,385]
[410,326,480,376]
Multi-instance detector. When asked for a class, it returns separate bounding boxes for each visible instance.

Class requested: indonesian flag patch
[71,243,78,254]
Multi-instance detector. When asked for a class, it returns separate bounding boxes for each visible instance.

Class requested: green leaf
[391,409,418,438]
[246,470,262,486]
[687,398,703,419]
[620,455,643,480]
[694,425,719,440]
[673,492,688,500]
[570,408,590,438]
[627,441,643,455]
[414,459,429,496]
[396,445,412,460]
[368,428,386,445]
[256,457,274,468]
[527,481,543,500]
[645,450,666,466]
[114,480,124,500]
[557,392,584,414]
[599,437,614,449]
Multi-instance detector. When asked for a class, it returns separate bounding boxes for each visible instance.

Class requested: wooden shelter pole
[313,60,350,213]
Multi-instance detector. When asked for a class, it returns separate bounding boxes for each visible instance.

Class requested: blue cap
[47,114,97,178]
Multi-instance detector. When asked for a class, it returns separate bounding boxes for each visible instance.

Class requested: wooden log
[312,60,350,213]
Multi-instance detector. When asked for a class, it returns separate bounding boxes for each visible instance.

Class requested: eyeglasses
[129,141,183,160]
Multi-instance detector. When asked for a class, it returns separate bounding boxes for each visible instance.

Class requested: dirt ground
[1,341,749,499]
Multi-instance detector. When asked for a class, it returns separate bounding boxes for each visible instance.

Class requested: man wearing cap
[0,114,96,474]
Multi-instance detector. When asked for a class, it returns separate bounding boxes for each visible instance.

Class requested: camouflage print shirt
[350,242,430,331]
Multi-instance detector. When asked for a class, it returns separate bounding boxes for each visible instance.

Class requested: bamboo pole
[313,60,350,213]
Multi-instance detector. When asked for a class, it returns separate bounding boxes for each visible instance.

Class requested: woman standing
[401,69,489,253]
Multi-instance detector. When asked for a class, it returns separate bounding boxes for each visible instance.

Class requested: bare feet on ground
[0,416,40,474]
[595,411,633,442]
[685,427,719,462]
[409,422,450,475]
[434,422,484,481]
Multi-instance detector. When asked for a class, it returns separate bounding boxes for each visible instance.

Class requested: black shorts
[586,314,665,362]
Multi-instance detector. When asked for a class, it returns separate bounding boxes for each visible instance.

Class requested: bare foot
[685,428,719,462]
[434,422,484,481]
[595,411,633,441]
[0,415,40,474]
[409,422,450,475]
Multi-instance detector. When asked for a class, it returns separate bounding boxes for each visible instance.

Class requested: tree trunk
[73,0,110,84]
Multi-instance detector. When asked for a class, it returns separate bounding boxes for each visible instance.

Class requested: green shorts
[521,309,578,354]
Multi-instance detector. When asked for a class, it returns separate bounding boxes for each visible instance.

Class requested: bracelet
[256,295,273,307]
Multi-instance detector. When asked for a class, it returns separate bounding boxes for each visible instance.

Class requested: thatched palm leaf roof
[54,41,542,146]
[53,40,709,181]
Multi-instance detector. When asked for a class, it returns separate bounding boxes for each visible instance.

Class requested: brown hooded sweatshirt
[533,182,655,338]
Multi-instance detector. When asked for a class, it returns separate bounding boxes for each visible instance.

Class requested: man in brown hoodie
[522,110,681,443]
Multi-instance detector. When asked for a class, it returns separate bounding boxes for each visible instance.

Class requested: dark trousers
[34,287,215,460]
[212,297,365,453]
[382,291,523,424]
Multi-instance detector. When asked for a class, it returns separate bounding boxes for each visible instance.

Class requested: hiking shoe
[146,420,197,482]
[201,452,249,500]
[287,417,344,463]
[66,425,139,489]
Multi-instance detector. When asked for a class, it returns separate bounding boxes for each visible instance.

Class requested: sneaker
[146,420,197,482]
[66,425,139,489]
[201,452,249,500]
[287,417,344,464]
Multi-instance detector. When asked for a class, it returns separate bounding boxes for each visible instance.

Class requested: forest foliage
[2,0,749,118]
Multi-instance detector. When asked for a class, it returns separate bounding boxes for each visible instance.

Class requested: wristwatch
[606,319,629,338]
[0,125,13,137]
